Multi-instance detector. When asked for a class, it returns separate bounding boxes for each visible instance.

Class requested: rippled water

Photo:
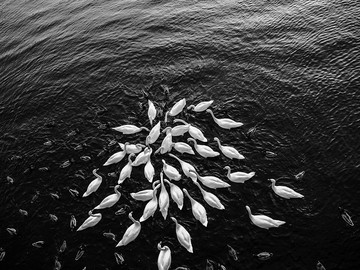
[1,0,360,269]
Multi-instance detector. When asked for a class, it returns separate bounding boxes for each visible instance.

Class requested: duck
[162,159,181,181]
[132,147,152,166]
[171,142,195,155]
[144,157,155,183]
[77,210,102,231]
[82,169,102,197]
[245,205,285,229]
[194,181,224,210]
[214,137,244,159]
[183,188,208,227]
[165,98,186,122]
[116,212,141,247]
[112,124,149,134]
[171,217,193,253]
[119,142,145,154]
[146,121,161,145]
[187,100,214,112]
[169,154,197,182]
[93,185,121,210]
[103,142,129,166]
[174,119,207,142]
[206,109,243,129]
[140,184,161,222]
[189,169,230,189]
[148,100,156,126]
[118,153,135,184]
[187,138,220,158]
[159,172,170,220]
[269,179,304,199]
[164,179,184,210]
[157,242,171,270]
[224,166,255,183]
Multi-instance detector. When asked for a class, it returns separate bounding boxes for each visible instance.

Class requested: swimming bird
[159,172,170,220]
[187,138,220,158]
[164,179,184,210]
[118,153,135,184]
[169,154,197,182]
[206,109,243,129]
[83,169,102,197]
[245,206,285,229]
[157,242,172,270]
[269,179,304,199]
[148,100,156,126]
[170,124,190,136]
[183,188,208,227]
[119,143,145,154]
[171,217,193,253]
[214,137,244,159]
[187,100,214,112]
[165,98,186,122]
[174,119,207,142]
[144,156,155,182]
[159,127,173,154]
[140,184,161,222]
[116,212,141,247]
[132,147,152,166]
[130,181,159,201]
[224,166,255,183]
[93,185,121,210]
[146,121,161,145]
[171,142,195,155]
[189,169,230,189]
[194,181,224,210]
[77,210,102,231]
[103,143,129,166]
[112,124,149,134]
[162,159,181,181]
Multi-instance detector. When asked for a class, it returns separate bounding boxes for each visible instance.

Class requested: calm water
[1,0,360,269]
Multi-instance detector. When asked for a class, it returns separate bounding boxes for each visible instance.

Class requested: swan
[187,100,214,112]
[116,212,141,247]
[269,179,304,199]
[169,153,197,182]
[164,179,184,210]
[146,121,161,145]
[94,185,121,210]
[214,137,244,160]
[206,109,243,129]
[157,242,171,270]
[187,138,220,158]
[77,210,102,231]
[82,169,102,197]
[224,166,255,183]
[112,124,149,134]
[183,188,208,227]
[171,142,195,155]
[158,172,170,220]
[171,217,193,253]
[118,153,135,184]
[174,119,207,142]
[148,100,156,126]
[159,127,173,154]
[132,147,152,166]
[103,142,129,166]
[170,124,190,136]
[140,184,160,222]
[130,181,159,201]
[162,159,181,181]
[194,181,224,210]
[245,205,285,229]
[164,98,186,122]
[119,143,145,154]
[144,157,155,182]
[189,169,230,189]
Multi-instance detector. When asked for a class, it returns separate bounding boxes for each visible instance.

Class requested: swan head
[187,138,196,144]
[206,109,213,114]
[269,179,276,184]
[245,205,251,213]
[214,137,220,142]
[224,166,230,170]
[170,217,177,223]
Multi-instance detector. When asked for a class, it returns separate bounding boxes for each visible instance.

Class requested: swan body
[83,169,102,197]
[146,121,161,145]
[157,242,171,270]
[183,188,208,227]
[206,109,243,129]
[174,119,207,142]
[158,127,172,154]
[118,153,135,184]
[195,182,224,210]
[162,159,181,181]
[112,124,149,134]
[77,211,102,231]
[94,185,121,210]
[159,173,170,220]
[187,100,214,112]
[169,154,197,182]
[172,142,195,155]
[224,166,255,183]
[171,217,193,253]
[245,205,285,229]
[119,143,144,154]
[103,143,129,166]
[190,169,230,189]
[144,157,155,182]
[187,138,219,158]
[170,124,190,136]
[169,98,186,117]
[214,137,244,159]
[132,147,152,166]
[116,212,141,247]
[269,179,304,199]
[164,179,184,210]
[130,189,154,201]
[148,100,156,126]
[140,184,160,222]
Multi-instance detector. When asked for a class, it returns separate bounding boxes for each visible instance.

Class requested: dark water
[1,0,360,269]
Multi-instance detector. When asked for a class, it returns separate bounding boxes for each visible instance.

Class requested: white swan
[82,169,102,197]
[183,188,208,227]
[165,98,186,122]
[148,100,156,126]
[187,100,214,112]
[119,142,144,154]
[171,142,195,155]
[130,181,159,201]
[158,172,170,220]
[194,181,224,210]
[77,210,102,231]
[224,166,255,183]
[169,153,197,182]
[103,142,129,166]
[245,205,285,229]
[206,109,243,129]
[118,153,135,184]
[112,124,149,134]
[170,124,189,136]
[144,157,155,183]
[189,169,230,189]
[132,147,152,166]
[94,185,121,210]
[214,137,244,160]
[164,179,184,210]
[116,212,141,247]
[162,159,181,181]
[269,179,304,199]
[187,138,220,158]
[174,119,207,142]
[140,184,160,222]
[157,242,171,270]
[146,121,161,145]
[171,217,193,253]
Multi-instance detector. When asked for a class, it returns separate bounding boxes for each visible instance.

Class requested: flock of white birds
[76,98,304,270]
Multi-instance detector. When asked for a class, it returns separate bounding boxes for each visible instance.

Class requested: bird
[159,172,170,220]
[269,179,304,199]
[157,242,171,270]
[130,181,159,201]
[169,154,197,182]
[187,138,220,158]
[77,210,102,231]
[189,169,230,189]
[174,119,207,142]
[118,143,145,154]
[148,100,156,126]
[245,205,285,229]
[146,121,161,145]
[132,147,152,166]
[162,159,181,181]
[140,184,160,222]
[103,142,129,166]
[171,142,195,155]
[165,98,186,122]
[144,157,155,183]
[214,137,244,159]
[82,169,102,197]
[187,100,214,112]
[159,127,173,154]
[118,153,135,184]
[116,212,141,247]
[183,188,208,227]
[170,124,189,136]
[206,109,243,129]
[164,179,184,210]
[171,217,193,253]
[112,124,149,134]
[224,166,255,183]
[194,181,224,210]
[93,185,121,210]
